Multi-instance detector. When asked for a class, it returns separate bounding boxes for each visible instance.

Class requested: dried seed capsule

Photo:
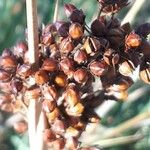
[24,85,41,100]
[69,23,83,39]
[125,32,142,49]
[13,41,28,58]
[0,103,13,112]
[52,138,65,150]
[73,68,88,84]
[42,100,56,113]
[0,55,17,71]
[10,77,23,94]
[42,33,54,45]
[60,58,74,77]
[74,49,87,64]
[52,119,66,135]
[65,126,80,138]
[66,102,84,117]
[83,37,101,55]
[89,60,108,76]
[103,49,120,66]
[108,90,128,100]
[13,120,28,134]
[54,73,67,87]
[65,85,80,107]
[34,70,49,85]
[42,58,58,72]
[60,37,74,55]
[108,76,133,92]
[65,137,78,149]
[46,108,60,123]
[2,48,13,57]
[139,67,150,84]
[55,21,71,37]
[64,3,77,17]
[0,82,12,93]
[17,64,32,79]
[119,60,135,76]
[0,69,12,82]
[43,129,56,142]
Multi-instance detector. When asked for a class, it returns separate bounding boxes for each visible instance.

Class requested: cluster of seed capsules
[0,1,150,149]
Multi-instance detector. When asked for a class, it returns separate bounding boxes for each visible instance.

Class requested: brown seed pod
[42,33,54,46]
[73,68,88,84]
[42,100,56,113]
[108,76,133,92]
[65,137,78,149]
[54,73,67,87]
[60,58,74,77]
[17,64,32,79]
[46,108,60,123]
[52,138,65,150]
[108,90,128,100]
[52,119,66,135]
[0,55,17,71]
[83,37,101,55]
[24,85,41,100]
[0,69,12,82]
[89,60,108,76]
[1,48,13,57]
[103,49,120,66]
[66,102,84,117]
[60,37,75,55]
[139,67,150,84]
[64,85,80,107]
[43,129,56,143]
[74,49,87,64]
[69,23,83,39]
[10,77,23,94]
[119,60,135,76]
[125,32,142,50]
[42,58,58,72]
[65,126,80,138]
[34,70,49,85]
[64,3,77,17]
[0,103,13,112]
[13,41,28,58]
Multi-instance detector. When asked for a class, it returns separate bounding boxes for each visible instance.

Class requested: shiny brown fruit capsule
[66,102,84,117]
[125,32,142,49]
[42,58,58,72]
[83,37,101,55]
[0,103,13,112]
[46,108,60,123]
[10,78,23,94]
[60,37,74,55]
[0,93,11,105]
[103,49,120,66]
[34,70,49,85]
[89,60,108,76]
[60,58,74,78]
[52,139,65,150]
[17,64,32,79]
[65,137,78,149]
[13,41,28,58]
[42,33,54,45]
[2,48,12,57]
[69,23,83,39]
[24,85,41,100]
[0,55,17,70]
[108,76,133,92]
[65,85,80,107]
[119,60,135,76]
[43,129,56,142]
[0,69,11,82]
[64,3,77,17]
[42,100,56,113]
[139,67,150,84]
[65,126,80,138]
[74,49,87,64]
[54,73,67,87]
[73,68,88,84]
[108,90,128,100]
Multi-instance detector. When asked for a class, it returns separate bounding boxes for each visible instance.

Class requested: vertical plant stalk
[53,0,59,22]
[26,0,47,150]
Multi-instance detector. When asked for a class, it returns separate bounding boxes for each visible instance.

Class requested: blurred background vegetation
[0,0,150,150]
